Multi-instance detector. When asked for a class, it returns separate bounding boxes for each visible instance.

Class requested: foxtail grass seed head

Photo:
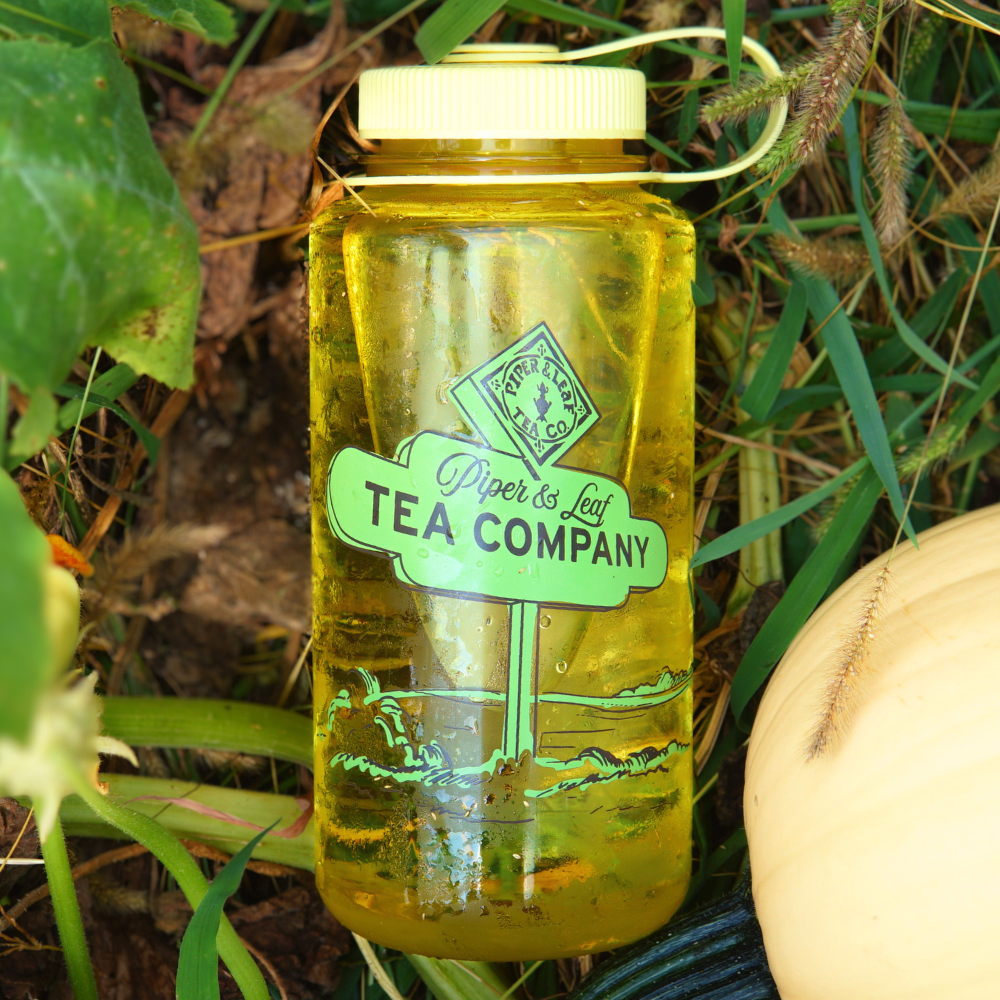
[702,57,816,126]
[636,0,688,31]
[935,149,1000,224]
[790,0,870,162]
[903,7,942,77]
[755,0,881,174]
[770,233,870,288]
[689,9,722,81]
[896,425,965,479]
[872,97,914,251]
[806,566,891,760]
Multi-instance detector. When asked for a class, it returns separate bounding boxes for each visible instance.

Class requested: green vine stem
[100,696,312,768]
[58,773,313,870]
[65,768,270,1000]
[37,814,99,1000]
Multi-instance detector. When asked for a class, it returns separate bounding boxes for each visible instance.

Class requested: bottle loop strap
[344,28,786,188]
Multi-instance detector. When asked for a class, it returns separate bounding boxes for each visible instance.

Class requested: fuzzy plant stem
[38,815,99,1000]
[67,771,269,1000]
[189,0,282,145]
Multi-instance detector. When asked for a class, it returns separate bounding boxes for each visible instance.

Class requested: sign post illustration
[324,323,688,792]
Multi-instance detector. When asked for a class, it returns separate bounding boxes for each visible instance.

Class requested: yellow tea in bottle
[310,36,785,961]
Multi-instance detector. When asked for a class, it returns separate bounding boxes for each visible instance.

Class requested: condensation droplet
[555,659,568,674]
[417,547,429,558]
[539,615,551,628]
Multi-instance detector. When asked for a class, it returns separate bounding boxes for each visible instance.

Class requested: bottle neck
[362,138,645,177]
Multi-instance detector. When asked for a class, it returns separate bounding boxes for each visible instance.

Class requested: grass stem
[38,816,98,1000]
[67,770,270,1000]
[189,0,282,146]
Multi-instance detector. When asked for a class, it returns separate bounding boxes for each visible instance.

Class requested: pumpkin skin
[745,504,1000,1000]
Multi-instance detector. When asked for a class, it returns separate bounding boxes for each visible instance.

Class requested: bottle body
[310,157,695,959]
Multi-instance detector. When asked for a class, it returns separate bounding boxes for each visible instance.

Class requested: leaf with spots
[0,0,110,45]
[0,38,199,396]
[116,0,236,45]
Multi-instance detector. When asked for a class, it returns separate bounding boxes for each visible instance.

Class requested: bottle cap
[358,44,646,140]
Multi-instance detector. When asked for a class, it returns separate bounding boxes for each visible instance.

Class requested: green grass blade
[54,363,139,433]
[690,457,868,570]
[740,280,808,422]
[176,824,274,1000]
[53,386,160,467]
[865,268,966,377]
[940,217,1000,336]
[406,955,508,1000]
[100,696,312,769]
[415,0,507,64]
[841,104,977,390]
[59,774,314,870]
[722,0,745,86]
[766,201,910,537]
[503,0,727,65]
[731,466,884,729]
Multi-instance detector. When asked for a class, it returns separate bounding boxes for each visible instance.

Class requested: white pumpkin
[745,503,1000,1000]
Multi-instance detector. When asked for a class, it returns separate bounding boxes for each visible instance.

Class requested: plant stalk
[100,696,312,768]
[66,770,270,1000]
[38,815,99,1000]
[189,0,282,145]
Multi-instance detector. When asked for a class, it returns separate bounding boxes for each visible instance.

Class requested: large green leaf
[0,0,110,44]
[415,0,507,64]
[176,824,273,1000]
[0,39,199,395]
[0,470,51,742]
[117,0,236,44]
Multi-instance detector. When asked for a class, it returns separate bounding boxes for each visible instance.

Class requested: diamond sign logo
[450,322,599,472]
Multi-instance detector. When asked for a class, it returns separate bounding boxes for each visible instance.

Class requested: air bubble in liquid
[555,660,568,674]
[539,615,551,628]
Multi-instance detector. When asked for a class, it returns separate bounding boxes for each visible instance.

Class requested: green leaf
[176,823,275,1000]
[766,201,910,537]
[9,387,57,459]
[415,0,507,64]
[731,466,884,729]
[940,217,1000,337]
[0,469,51,742]
[740,280,808,423]
[690,457,867,570]
[53,363,140,433]
[0,40,199,395]
[53,385,160,467]
[503,0,726,65]
[841,104,977,390]
[0,0,109,44]
[722,0,745,86]
[116,0,236,44]
[406,955,510,1000]
[921,0,1000,32]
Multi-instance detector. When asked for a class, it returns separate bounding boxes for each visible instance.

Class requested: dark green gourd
[567,879,777,1000]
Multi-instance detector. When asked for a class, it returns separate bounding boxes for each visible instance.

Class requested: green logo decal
[455,322,599,471]
[324,322,686,796]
